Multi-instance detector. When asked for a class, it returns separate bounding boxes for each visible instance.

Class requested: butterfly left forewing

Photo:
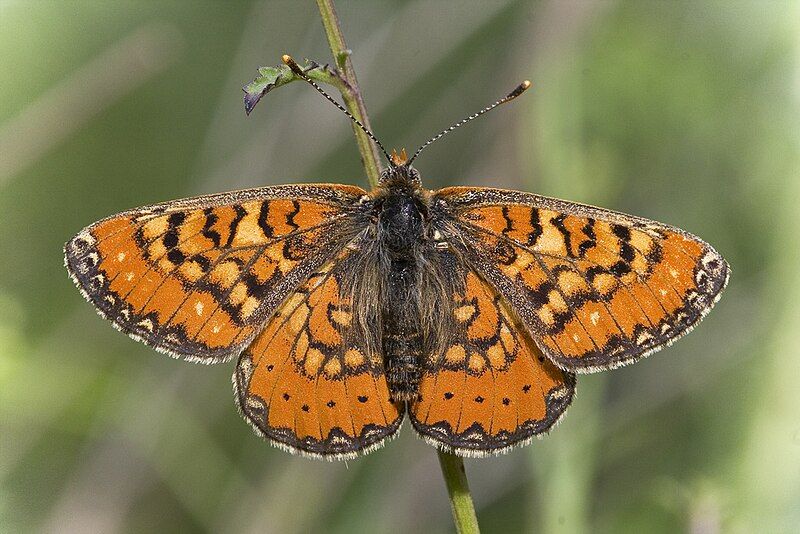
[65,184,366,362]
[434,187,729,372]
[409,266,575,456]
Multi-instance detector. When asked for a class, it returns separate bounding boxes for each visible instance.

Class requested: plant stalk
[314,1,480,532]
[315,0,383,187]
[438,450,481,534]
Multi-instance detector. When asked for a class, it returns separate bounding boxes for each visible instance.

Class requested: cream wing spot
[455,304,476,322]
[445,344,467,365]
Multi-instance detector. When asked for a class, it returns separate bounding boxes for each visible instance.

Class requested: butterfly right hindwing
[409,261,575,456]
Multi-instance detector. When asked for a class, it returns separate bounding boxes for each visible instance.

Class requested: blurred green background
[2,1,798,532]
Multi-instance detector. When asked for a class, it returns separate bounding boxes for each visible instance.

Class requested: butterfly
[64,56,729,459]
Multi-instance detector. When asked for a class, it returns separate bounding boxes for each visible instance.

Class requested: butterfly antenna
[282,55,394,166]
[406,80,532,166]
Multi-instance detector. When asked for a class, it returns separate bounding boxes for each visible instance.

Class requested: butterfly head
[379,154,421,187]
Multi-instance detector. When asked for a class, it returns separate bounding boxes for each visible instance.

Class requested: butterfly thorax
[377,189,425,256]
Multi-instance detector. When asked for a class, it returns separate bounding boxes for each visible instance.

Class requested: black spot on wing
[493,240,517,265]
[525,280,555,307]
[161,211,185,259]
[167,248,185,265]
[609,260,631,277]
[168,212,186,227]
[611,224,631,241]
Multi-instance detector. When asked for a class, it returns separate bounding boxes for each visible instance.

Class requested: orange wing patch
[235,254,404,459]
[435,187,729,371]
[410,270,574,456]
[65,185,365,362]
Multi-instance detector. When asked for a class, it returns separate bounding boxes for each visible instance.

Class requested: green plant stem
[438,450,481,534]
[314,2,480,532]
[315,0,382,187]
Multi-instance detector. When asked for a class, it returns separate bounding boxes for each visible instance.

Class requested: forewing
[434,187,729,372]
[410,263,575,456]
[234,250,404,459]
[65,184,366,362]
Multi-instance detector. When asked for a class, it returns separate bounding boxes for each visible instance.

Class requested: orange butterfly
[64,56,728,459]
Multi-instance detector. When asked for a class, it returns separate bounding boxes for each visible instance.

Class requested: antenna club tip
[522,80,532,89]
[282,55,305,77]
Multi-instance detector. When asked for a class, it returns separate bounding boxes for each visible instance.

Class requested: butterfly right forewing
[434,186,729,372]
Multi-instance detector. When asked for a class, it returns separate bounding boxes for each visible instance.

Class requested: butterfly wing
[433,187,729,372]
[234,250,405,459]
[409,262,575,456]
[65,184,367,362]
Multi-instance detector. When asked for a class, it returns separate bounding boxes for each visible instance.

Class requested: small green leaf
[242,60,335,115]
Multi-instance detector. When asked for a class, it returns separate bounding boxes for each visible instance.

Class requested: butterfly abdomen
[382,261,424,401]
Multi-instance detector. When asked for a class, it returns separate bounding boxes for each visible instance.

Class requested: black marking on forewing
[155,212,186,263]
[552,214,574,258]
[501,206,514,235]
[224,205,248,247]
[528,208,543,247]
[202,208,222,247]
[285,200,302,231]
[257,201,274,239]
[578,218,596,257]
[612,224,637,263]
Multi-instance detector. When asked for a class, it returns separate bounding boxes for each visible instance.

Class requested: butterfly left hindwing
[235,250,405,459]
